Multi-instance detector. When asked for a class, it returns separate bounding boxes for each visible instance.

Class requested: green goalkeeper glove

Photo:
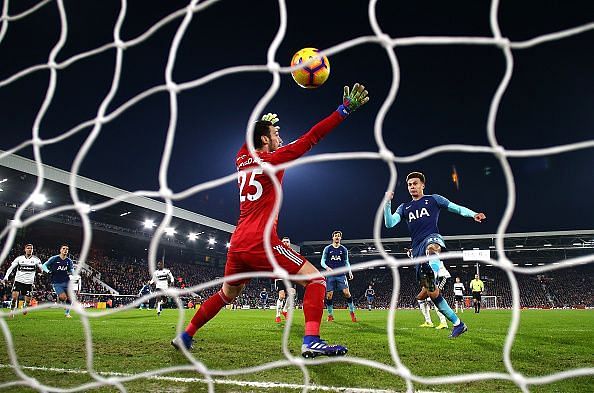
[261,113,280,125]
[338,83,369,116]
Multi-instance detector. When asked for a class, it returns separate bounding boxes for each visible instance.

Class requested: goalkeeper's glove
[261,113,280,125]
[338,83,369,116]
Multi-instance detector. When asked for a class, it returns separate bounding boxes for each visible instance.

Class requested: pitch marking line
[0,364,447,393]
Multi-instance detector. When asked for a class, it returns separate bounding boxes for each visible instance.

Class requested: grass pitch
[0,307,592,392]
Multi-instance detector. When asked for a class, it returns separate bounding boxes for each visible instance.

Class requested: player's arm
[2,259,19,282]
[266,83,369,165]
[344,246,353,280]
[432,194,486,222]
[383,191,403,228]
[168,271,174,284]
[320,245,332,271]
[41,257,54,273]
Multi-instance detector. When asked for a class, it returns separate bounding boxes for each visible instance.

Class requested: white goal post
[464,295,498,309]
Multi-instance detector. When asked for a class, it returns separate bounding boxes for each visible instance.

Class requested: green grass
[0,308,592,392]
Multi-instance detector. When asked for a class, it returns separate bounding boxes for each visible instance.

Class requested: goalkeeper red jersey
[229,110,345,252]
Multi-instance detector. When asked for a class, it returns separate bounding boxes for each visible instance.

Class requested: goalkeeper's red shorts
[224,242,308,286]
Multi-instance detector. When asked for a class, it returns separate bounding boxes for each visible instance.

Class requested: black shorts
[12,281,33,297]
[472,291,482,301]
[274,279,295,292]
[454,295,464,302]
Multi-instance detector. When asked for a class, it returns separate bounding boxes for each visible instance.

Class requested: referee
[469,274,484,313]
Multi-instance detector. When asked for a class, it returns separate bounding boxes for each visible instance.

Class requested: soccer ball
[290,48,330,89]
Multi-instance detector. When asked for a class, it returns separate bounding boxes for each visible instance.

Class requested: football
[290,48,330,89]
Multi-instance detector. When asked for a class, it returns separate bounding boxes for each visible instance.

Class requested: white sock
[436,309,447,325]
[276,298,283,317]
[157,301,161,313]
[418,300,431,323]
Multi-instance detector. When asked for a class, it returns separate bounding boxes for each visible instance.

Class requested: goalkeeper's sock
[282,297,288,313]
[303,278,325,336]
[325,297,334,316]
[432,295,460,326]
[275,298,283,317]
[185,289,231,337]
[418,300,431,323]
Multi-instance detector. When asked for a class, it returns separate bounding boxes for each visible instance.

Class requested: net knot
[379,148,395,162]
[159,187,173,198]
[267,61,281,72]
[377,33,393,48]
[9,218,22,228]
[398,365,412,379]
[77,203,92,214]
[166,81,180,94]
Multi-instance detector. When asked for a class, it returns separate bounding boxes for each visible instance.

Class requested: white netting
[1,0,593,392]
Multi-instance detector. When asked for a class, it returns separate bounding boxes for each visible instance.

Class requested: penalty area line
[0,364,447,393]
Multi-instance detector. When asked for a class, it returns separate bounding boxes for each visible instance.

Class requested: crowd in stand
[1,241,593,310]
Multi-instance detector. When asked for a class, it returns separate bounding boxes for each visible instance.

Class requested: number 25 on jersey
[238,169,263,202]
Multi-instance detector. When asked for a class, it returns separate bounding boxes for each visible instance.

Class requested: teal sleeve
[447,202,477,218]
[320,246,329,269]
[384,201,402,228]
[42,260,51,273]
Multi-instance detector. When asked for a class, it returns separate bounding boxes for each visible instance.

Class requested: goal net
[1,1,593,392]
[464,295,498,309]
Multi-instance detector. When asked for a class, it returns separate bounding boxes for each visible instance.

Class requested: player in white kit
[2,244,43,317]
[150,260,174,316]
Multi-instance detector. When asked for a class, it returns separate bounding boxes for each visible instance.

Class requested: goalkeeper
[172,83,369,358]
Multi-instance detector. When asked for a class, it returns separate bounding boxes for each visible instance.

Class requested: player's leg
[341,285,357,322]
[325,285,335,321]
[434,277,448,329]
[23,293,31,316]
[476,293,481,313]
[9,289,19,318]
[157,294,165,316]
[53,283,71,317]
[174,281,244,350]
[416,281,433,327]
[293,261,347,358]
[283,287,295,317]
[275,287,286,323]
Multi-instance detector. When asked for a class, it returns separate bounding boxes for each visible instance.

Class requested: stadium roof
[0,151,235,258]
[0,150,234,232]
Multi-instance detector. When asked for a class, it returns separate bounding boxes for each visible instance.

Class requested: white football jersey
[151,268,174,290]
[453,283,465,296]
[69,274,82,291]
[3,255,42,285]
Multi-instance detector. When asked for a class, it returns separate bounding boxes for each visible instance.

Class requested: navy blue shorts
[52,282,69,296]
[413,233,446,277]
[326,275,349,292]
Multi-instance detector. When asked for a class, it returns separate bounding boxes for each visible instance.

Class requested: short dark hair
[24,243,33,248]
[332,230,342,237]
[406,171,425,184]
[60,244,69,249]
[253,120,273,149]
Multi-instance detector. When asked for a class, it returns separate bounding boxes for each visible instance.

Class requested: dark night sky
[1,0,593,244]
